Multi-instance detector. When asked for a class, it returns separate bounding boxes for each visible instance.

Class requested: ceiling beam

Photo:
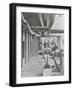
[38,13,44,27]
[22,25,64,33]
[46,14,50,28]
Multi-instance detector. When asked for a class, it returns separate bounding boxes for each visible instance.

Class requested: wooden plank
[31,27,64,33]
[38,13,44,27]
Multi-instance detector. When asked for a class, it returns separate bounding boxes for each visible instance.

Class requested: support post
[25,29,29,64]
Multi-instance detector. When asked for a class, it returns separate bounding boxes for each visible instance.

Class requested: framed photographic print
[9,3,71,87]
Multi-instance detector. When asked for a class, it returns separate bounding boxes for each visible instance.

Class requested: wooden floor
[21,55,63,77]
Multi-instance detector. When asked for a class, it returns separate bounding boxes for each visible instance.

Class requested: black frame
[9,3,71,87]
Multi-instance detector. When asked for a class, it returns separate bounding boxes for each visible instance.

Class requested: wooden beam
[47,15,50,28]
[31,27,64,33]
[22,24,64,33]
[25,29,29,64]
[38,13,44,27]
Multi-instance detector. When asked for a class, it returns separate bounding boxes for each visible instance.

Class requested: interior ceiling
[22,12,64,30]
[23,13,41,26]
